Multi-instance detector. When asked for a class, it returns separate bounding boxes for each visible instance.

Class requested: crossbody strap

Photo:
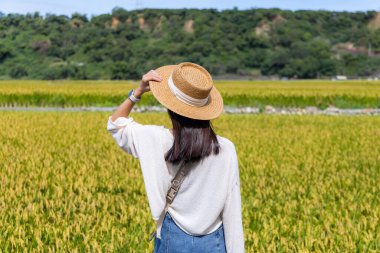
[149,162,191,241]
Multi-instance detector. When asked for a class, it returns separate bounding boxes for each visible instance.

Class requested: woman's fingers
[147,73,162,82]
[142,77,161,85]
[150,72,163,80]
[148,70,163,80]
[146,74,161,81]
[149,70,160,76]
[150,78,162,83]
[142,70,163,83]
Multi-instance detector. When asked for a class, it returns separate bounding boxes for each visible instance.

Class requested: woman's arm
[222,146,245,253]
[111,70,163,121]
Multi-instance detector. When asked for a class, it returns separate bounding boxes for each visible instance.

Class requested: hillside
[1,8,380,79]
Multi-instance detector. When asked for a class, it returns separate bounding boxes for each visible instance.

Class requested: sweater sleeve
[106,116,142,158]
[222,150,245,253]
[106,116,169,220]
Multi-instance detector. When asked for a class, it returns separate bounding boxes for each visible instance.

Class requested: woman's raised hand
[135,70,163,97]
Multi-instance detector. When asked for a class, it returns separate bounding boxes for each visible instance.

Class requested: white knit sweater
[107,116,245,253]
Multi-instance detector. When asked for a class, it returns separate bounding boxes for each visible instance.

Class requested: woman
[107,62,244,252]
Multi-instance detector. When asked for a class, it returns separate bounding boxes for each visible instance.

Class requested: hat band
[168,74,209,107]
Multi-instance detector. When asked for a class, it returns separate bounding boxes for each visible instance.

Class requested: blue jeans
[153,212,227,253]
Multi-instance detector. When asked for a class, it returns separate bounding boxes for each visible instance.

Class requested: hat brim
[149,65,224,120]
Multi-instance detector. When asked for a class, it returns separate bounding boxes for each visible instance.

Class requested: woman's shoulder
[125,121,169,145]
[216,135,236,152]
[134,122,167,134]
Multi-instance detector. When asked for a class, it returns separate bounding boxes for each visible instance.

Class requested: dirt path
[1,106,380,115]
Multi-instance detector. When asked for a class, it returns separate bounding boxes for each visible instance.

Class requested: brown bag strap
[149,162,191,241]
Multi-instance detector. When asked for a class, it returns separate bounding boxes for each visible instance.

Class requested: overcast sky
[1,0,380,16]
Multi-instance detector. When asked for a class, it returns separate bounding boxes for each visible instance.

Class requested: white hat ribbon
[168,74,209,107]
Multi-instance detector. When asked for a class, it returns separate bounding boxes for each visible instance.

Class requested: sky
[1,0,380,16]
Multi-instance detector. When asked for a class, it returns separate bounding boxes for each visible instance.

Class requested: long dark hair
[165,109,220,165]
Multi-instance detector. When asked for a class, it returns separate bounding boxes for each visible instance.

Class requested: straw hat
[149,62,223,120]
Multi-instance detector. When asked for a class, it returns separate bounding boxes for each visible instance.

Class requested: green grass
[0,80,379,108]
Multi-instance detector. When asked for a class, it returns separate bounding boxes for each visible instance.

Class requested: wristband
[128,89,141,103]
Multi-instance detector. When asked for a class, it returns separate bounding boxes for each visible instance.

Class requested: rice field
[1,111,379,252]
[0,80,379,108]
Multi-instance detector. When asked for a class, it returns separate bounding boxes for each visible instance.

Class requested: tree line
[1,8,380,79]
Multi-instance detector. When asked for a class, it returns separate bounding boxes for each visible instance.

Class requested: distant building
[332,75,348,80]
